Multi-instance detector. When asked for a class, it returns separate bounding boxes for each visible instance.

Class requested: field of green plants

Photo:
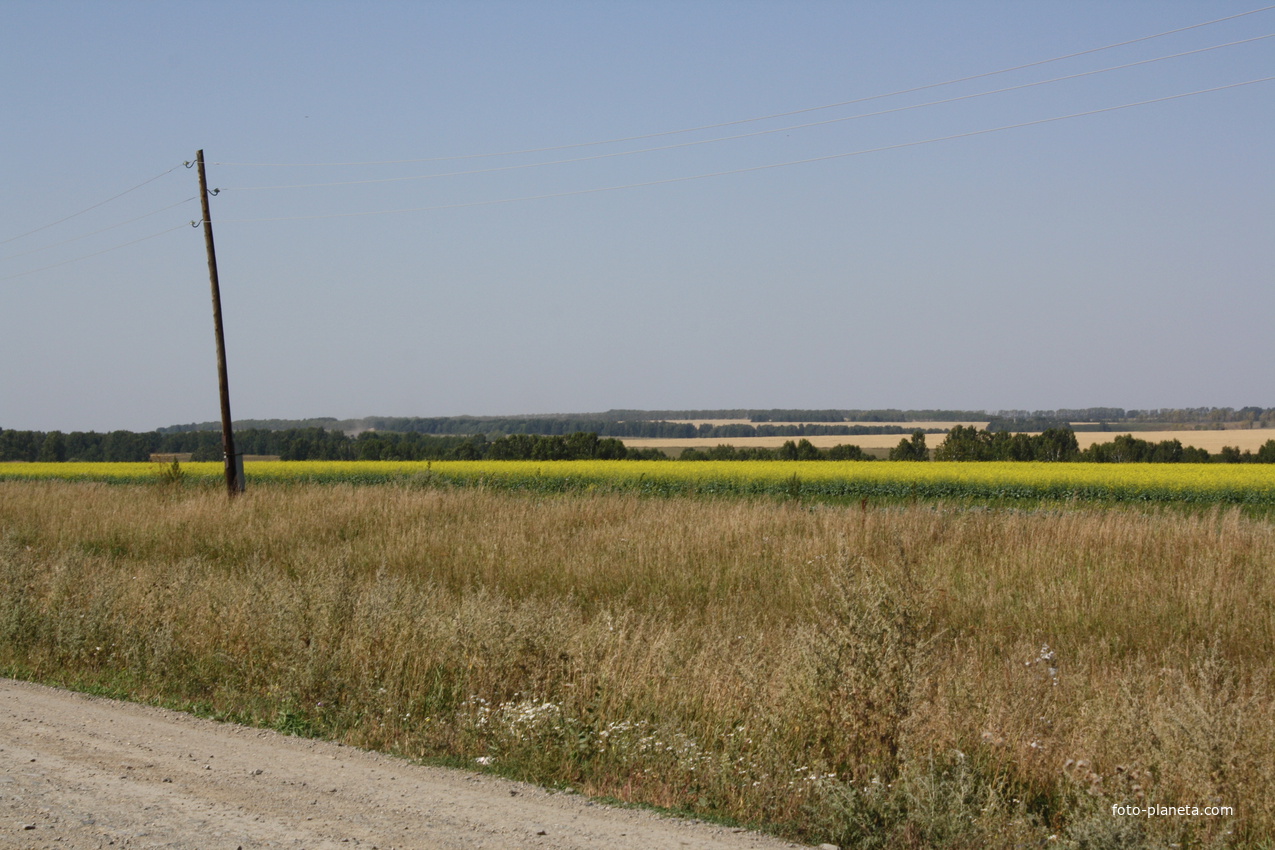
[4,459,1275,506]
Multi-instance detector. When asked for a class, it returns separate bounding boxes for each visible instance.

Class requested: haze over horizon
[3,2,1272,433]
[147,404,1275,437]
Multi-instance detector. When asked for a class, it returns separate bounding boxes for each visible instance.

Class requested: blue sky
[2,1,1272,432]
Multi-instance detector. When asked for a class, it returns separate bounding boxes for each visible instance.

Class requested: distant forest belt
[659,420,990,430]
[623,434,929,450]
[621,429,1275,452]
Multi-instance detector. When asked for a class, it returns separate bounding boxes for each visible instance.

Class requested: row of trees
[353,418,919,440]
[989,407,1275,425]
[927,427,1083,462]
[1079,434,1275,464]
[680,440,873,461]
[158,407,1275,438]
[0,428,164,463]
[1125,406,1275,425]
[312,430,639,461]
[158,409,993,434]
[889,426,1275,464]
[0,427,638,463]
[5,425,1274,464]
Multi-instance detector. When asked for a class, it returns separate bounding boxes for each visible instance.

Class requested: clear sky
[2,1,1272,432]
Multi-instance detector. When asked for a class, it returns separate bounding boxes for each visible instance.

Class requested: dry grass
[1,480,1272,847]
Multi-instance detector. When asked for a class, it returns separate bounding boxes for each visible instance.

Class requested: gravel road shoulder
[0,678,805,850]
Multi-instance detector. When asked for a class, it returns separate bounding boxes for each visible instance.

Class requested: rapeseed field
[4,459,1273,505]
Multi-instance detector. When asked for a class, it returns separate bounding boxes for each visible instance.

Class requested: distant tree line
[899,426,1275,464]
[354,418,925,440]
[5,424,1273,465]
[679,440,873,461]
[985,416,1075,433]
[157,407,1275,439]
[990,407,1275,428]
[159,410,994,434]
[747,409,847,422]
[0,426,872,464]
[1078,434,1275,464]
[1,428,163,463]
[157,409,1275,450]
[280,430,640,462]
[0,427,639,463]
[0,427,341,463]
[930,427,1083,462]
[163,417,929,440]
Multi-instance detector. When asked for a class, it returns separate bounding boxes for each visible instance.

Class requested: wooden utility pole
[195,150,241,498]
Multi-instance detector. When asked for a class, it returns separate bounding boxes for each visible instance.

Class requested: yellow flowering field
[3,459,1274,505]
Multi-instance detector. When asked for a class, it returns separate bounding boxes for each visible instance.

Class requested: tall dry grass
[1,480,1272,848]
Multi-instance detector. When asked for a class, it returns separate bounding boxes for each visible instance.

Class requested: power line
[0,198,198,264]
[212,77,1274,224]
[0,164,186,247]
[216,33,1275,193]
[0,224,190,283]
[207,4,1275,169]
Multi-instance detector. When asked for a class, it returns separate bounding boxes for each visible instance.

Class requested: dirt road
[0,679,802,850]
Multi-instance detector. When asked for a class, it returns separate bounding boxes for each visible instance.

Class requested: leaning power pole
[194,150,240,498]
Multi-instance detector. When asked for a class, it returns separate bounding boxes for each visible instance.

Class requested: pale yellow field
[624,428,1275,453]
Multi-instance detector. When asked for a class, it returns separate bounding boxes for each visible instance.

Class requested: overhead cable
[0,164,186,247]
[0,224,190,283]
[0,198,198,264]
